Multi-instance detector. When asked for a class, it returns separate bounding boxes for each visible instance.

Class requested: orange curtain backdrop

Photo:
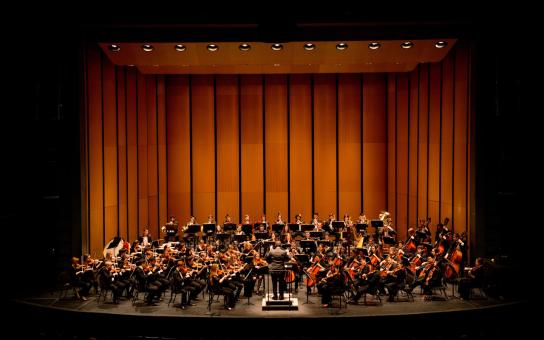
[83,43,472,254]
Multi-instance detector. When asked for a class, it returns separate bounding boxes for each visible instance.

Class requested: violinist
[138,229,152,248]
[317,265,342,307]
[347,256,380,304]
[253,252,268,295]
[98,261,126,304]
[133,259,161,306]
[171,261,195,308]
[384,257,409,302]
[69,257,91,300]
[209,263,236,310]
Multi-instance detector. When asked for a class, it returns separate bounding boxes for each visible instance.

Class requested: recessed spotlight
[435,41,447,49]
[239,43,251,51]
[273,64,280,67]
[304,43,316,51]
[368,42,381,50]
[142,44,154,52]
[174,44,186,52]
[207,44,219,52]
[127,64,135,67]
[401,41,413,49]
[152,64,159,67]
[271,43,283,51]
[336,43,348,50]
[108,44,120,52]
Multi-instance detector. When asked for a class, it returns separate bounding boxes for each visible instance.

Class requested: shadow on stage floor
[9,286,532,340]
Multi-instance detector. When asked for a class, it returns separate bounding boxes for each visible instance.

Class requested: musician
[266,240,291,300]
[98,261,127,304]
[69,257,91,300]
[276,212,285,224]
[235,225,245,235]
[209,263,236,310]
[138,229,152,247]
[171,261,194,309]
[458,257,485,299]
[224,213,233,224]
[384,257,409,302]
[317,265,342,307]
[207,214,215,224]
[242,214,251,225]
[311,213,320,226]
[357,213,369,224]
[294,213,304,224]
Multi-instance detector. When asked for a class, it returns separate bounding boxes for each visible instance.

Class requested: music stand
[310,231,323,239]
[203,223,216,235]
[383,236,396,245]
[241,224,253,236]
[356,223,368,233]
[272,223,284,234]
[288,223,300,232]
[331,221,344,232]
[233,234,247,244]
[300,240,317,253]
[317,240,332,247]
[295,254,310,268]
[223,223,237,233]
[254,232,269,240]
[215,233,230,243]
[301,224,314,232]
[371,219,383,229]
[253,222,262,231]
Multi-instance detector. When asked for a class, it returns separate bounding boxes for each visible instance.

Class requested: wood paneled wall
[83,42,472,257]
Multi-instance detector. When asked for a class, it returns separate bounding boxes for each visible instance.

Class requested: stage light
[174,44,186,52]
[401,41,413,49]
[239,43,251,51]
[207,44,219,52]
[142,44,154,52]
[336,43,348,50]
[435,41,447,49]
[271,43,283,51]
[108,44,120,52]
[304,43,316,51]
[368,42,381,50]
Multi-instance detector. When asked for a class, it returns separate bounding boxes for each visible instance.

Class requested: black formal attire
[266,246,290,299]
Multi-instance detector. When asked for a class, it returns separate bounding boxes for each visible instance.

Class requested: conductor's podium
[262,293,298,311]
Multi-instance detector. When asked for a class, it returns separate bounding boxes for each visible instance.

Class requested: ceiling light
[336,43,348,50]
[401,41,414,49]
[207,44,219,52]
[368,42,381,50]
[108,44,120,52]
[271,43,283,51]
[435,41,448,49]
[239,43,251,51]
[304,43,316,51]
[174,44,186,52]
[142,44,154,52]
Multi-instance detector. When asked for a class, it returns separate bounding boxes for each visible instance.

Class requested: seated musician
[311,212,320,227]
[69,257,91,300]
[167,215,178,225]
[242,214,251,225]
[224,213,233,224]
[98,261,127,304]
[348,256,381,304]
[317,265,342,307]
[253,252,268,295]
[384,257,409,302]
[458,257,485,299]
[209,264,236,310]
[138,229,153,248]
[133,259,161,305]
[275,212,285,224]
[171,261,194,308]
[207,214,215,224]
[235,225,245,235]
[294,213,304,225]
[357,213,369,224]
[255,224,269,238]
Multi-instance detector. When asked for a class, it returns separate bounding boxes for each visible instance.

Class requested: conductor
[267,240,291,300]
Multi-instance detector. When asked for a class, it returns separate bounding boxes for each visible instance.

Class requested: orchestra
[63,210,485,310]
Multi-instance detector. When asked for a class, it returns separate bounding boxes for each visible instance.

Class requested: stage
[10,283,528,339]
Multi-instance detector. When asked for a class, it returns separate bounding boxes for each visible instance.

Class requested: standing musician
[266,240,291,300]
